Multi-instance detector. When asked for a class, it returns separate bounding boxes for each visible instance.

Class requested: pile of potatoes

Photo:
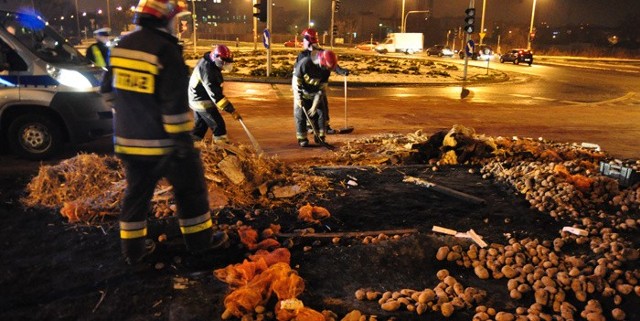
[354,270,486,318]
[435,232,638,321]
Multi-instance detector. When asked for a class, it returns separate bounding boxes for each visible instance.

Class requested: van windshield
[1,11,89,65]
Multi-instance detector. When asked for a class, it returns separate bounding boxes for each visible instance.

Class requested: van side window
[0,38,27,72]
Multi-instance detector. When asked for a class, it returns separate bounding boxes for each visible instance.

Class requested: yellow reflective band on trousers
[119,221,147,239]
[91,45,106,67]
[215,97,229,110]
[114,136,174,156]
[180,219,213,235]
[179,212,213,235]
[114,145,172,156]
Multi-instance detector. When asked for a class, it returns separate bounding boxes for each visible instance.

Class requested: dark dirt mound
[1,165,638,321]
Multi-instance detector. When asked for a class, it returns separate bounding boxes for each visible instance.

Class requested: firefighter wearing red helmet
[188,44,241,143]
[292,49,338,147]
[294,28,349,135]
[101,0,227,265]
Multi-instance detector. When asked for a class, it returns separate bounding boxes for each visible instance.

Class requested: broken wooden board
[403,176,486,205]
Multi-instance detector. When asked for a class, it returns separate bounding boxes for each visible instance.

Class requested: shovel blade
[337,126,354,134]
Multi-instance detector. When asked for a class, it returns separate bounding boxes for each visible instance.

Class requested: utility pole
[479,0,487,45]
[253,0,258,50]
[330,0,335,48]
[267,0,272,77]
[191,0,197,54]
[75,0,81,37]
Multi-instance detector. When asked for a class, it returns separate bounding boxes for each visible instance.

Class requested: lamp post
[191,0,197,54]
[308,0,311,27]
[479,0,487,45]
[75,0,81,37]
[402,10,429,34]
[401,0,406,33]
[106,0,112,29]
[527,0,537,50]
[378,23,383,40]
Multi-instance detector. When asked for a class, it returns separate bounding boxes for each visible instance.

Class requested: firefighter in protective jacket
[294,28,349,134]
[292,50,337,147]
[188,44,241,142]
[101,0,227,265]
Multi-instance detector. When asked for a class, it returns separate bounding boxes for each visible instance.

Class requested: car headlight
[47,65,93,89]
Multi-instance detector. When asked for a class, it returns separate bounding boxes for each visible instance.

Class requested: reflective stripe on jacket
[188,53,234,112]
[101,27,193,157]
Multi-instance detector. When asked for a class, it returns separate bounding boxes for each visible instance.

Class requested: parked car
[0,10,113,160]
[426,45,454,57]
[459,44,493,60]
[499,48,534,66]
[354,41,378,51]
[283,39,302,48]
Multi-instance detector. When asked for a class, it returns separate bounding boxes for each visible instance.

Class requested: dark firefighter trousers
[192,107,227,140]
[294,98,326,141]
[119,153,213,261]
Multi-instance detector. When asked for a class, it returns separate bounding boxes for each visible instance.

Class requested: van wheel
[499,57,505,63]
[8,114,63,160]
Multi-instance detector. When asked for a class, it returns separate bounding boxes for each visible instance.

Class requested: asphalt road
[1,57,638,177]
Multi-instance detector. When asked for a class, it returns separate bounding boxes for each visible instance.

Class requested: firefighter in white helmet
[101,0,227,265]
[292,49,338,146]
[188,44,241,143]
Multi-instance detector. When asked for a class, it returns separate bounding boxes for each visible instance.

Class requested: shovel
[237,117,264,155]
[301,105,335,150]
[337,75,354,134]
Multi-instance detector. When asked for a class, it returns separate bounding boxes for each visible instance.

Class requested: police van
[0,10,113,159]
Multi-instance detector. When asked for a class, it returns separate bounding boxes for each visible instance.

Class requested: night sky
[6,0,639,28]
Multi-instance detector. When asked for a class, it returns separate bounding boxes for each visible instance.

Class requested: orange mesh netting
[272,270,304,300]
[214,258,269,288]
[249,248,291,266]
[554,164,594,193]
[222,286,264,318]
[297,203,331,224]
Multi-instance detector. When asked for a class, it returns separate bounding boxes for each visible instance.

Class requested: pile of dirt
[22,142,330,223]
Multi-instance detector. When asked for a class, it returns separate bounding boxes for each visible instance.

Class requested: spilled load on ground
[22,143,330,223]
[334,124,497,166]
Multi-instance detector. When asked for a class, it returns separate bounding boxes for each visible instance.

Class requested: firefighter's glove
[308,94,320,117]
[173,134,196,159]
[307,106,317,117]
[231,111,242,120]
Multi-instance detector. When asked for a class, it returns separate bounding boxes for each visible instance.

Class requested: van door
[0,36,27,106]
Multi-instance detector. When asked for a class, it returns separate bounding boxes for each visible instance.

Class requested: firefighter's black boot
[123,238,156,265]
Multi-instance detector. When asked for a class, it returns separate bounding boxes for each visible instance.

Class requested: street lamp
[106,0,112,29]
[402,10,429,34]
[401,0,406,33]
[191,0,197,54]
[527,0,537,50]
[378,23,383,40]
[75,0,80,37]
[479,0,487,45]
[308,0,311,28]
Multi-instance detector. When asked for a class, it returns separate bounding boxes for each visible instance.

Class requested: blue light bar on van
[46,65,93,89]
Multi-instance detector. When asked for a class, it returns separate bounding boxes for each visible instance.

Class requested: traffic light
[464,8,475,34]
[334,0,341,12]
[253,0,267,23]
[332,25,338,36]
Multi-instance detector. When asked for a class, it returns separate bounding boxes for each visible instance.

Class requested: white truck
[374,33,424,54]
